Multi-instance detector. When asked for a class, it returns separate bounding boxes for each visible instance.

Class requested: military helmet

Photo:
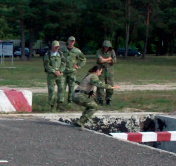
[103,40,112,47]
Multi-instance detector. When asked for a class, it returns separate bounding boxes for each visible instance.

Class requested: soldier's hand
[111,85,120,89]
[91,94,96,98]
[55,71,61,77]
[73,64,79,69]
[106,59,112,63]
[109,57,112,60]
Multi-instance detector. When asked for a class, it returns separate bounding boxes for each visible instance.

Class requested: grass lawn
[0,55,176,113]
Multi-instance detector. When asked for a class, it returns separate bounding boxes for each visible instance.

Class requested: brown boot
[74,116,88,127]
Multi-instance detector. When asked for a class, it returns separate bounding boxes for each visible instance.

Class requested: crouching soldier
[72,65,120,127]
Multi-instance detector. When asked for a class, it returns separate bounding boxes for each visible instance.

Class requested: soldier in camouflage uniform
[43,40,66,112]
[60,36,86,103]
[96,40,117,106]
[72,65,120,127]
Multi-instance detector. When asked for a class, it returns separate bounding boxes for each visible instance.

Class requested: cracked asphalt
[0,116,175,166]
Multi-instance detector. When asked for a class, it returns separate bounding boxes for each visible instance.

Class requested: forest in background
[0,0,176,60]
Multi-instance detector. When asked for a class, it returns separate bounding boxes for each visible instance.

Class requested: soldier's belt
[74,90,88,95]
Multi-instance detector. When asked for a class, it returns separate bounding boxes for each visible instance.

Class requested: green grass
[1,55,176,86]
[111,90,176,113]
[1,55,176,113]
[32,93,85,113]
[32,90,176,113]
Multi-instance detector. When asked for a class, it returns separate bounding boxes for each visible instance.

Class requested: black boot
[50,105,54,112]
[106,100,111,106]
[98,99,103,106]
[67,99,72,103]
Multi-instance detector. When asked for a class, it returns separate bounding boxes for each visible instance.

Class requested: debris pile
[58,114,155,134]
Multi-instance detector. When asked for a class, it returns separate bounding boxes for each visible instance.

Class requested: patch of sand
[1,83,176,93]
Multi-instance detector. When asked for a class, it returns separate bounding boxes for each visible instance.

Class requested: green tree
[40,0,83,46]
[135,0,161,58]
[0,0,31,60]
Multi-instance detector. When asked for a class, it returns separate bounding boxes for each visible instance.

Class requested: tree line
[0,0,175,60]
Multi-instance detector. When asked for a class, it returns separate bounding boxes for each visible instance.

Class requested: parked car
[0,54,13,57]
[14,48,35,57]
[117,48,141,57]
[38,48,49,56]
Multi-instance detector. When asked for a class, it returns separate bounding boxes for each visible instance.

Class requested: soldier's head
[102,40,112,53]
[88,65,102,76]
[67,36,75,48]
[51,40,60,52]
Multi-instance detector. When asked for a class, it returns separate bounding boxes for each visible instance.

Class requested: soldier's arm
[96,50,103,64]
[97,50,112,64]
[111,50,117,64]
[77,50,86,68]
[90,74,112,89]
[59,52,66,73]
[100,56,112,63]
[43,53,56,74]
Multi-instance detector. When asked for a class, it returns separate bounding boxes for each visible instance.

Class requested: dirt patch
[1,83,176,93]
[117,83,176,91]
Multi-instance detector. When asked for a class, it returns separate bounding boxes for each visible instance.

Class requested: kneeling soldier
[72,65,120,127]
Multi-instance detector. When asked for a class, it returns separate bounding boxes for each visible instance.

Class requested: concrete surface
[2,111,163,119]
[155,115,176,153]
[0,114,176,166]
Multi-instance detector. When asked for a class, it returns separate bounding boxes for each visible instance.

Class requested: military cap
[52,40,60,47]
[68,36,75,41]
[103,40,112,47]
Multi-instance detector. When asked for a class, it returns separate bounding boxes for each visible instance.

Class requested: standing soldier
[96,40,116,106]
[43,40,66,112]
[60,36,86,103]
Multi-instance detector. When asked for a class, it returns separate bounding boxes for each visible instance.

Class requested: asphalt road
[0,117,175,166]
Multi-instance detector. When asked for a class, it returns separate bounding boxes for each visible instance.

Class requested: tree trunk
[20,20,25,61]
[142,4,150,59]
[115,31,120,55]
[110,32,113,44]
[125,0,130,59]
[28,29,35,60]
[103,28,107,41]
[125,23,130,59]
[142,25,149,59]
[128,23,134,45]
[155,34,160,56]
[169,30,175,56]
[45,36,52,50]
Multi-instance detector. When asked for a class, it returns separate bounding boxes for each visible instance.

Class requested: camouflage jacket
[76,73,112,93]
[96,48,116,77]
[43,51,66,74]
[60,46,86,74]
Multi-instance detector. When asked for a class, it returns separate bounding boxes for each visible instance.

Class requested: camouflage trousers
[64,72,76,102]
[96,74,114,101]
[72,92,98,119]
[47,73,65,106]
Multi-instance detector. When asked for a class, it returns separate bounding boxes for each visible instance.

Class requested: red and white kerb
[110,131,176,142]
[0,89,32,112]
